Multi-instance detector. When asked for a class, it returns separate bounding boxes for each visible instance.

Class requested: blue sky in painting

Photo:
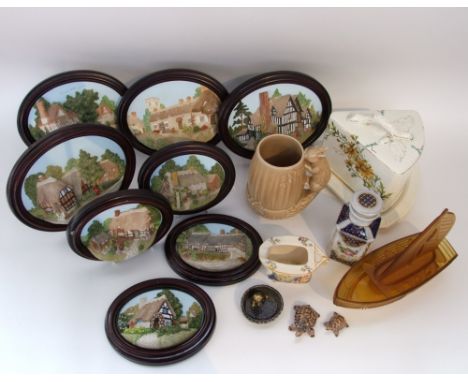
[227,83,323,128]
[27,82,121,126]
[21,136,125,210]
[151,154,221,178]
[127,81,215,119]
[119,289,200,316]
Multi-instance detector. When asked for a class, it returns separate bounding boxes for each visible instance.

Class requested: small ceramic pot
[259,235,327,283]
[246,134,330,219]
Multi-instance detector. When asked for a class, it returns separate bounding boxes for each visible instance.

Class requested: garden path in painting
[81,203,162,262]
[21,136,126,224]
[127,81,220,150]
[228,84,322,150]
[176,223,253,272]
[150,155,224,212]
[27,82,121,141]
[118,289,203,350]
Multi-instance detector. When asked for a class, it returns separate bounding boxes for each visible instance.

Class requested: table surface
[0,7,467,373]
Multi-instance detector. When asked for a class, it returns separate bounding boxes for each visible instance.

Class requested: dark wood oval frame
[138,142,235,215]
[105,278,216,365]
[117,69,228,155]
[217,71,332,159]
[165,214,262,286]
[67,189,174,261]
[17,70,127,146]
[7,124,136,232]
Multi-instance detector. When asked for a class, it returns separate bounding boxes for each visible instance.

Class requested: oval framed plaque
[18,70,127,145]
[117,69,228,154]
[67,189,173,262]
[7,124,135,231]
[138,142,235,215]
[218,71,332,158]
[165,214,262,285]
[105,278,216,365]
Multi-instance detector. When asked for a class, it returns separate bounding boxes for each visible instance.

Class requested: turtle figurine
[288,304,320,337]
[324,312,349,337]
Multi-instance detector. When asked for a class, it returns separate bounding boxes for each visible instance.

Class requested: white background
[0,8,467,373]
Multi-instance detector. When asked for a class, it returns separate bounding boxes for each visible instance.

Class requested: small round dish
[138,142,235,215]
[18,70,127,145]
[165,214,262,286]
[117,69,228,154]
[7,124,135,232]
[67,190,173,262]
[105,278,216,365]
[218,71,332,159]
[241,284,284,324]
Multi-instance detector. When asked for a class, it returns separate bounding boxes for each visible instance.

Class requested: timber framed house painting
[7,125,135,231]
[105,278,216,365]
[117,69,228,154]
[67,190,173,262]
[138,142,235,214]
[165,214,262,286]
[17,70,127,145]
[218,71,332,158]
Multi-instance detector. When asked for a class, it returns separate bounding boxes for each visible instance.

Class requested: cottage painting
[27,82,121,141]
[150,154,225,212]
[81,203,162,262]
[126,81,221,150]
[228,84,323,150]
[176,223,253,272]
[118,289,204,349]
[21,136,126,224]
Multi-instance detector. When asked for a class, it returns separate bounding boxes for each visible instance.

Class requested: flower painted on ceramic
[324,122,392,200]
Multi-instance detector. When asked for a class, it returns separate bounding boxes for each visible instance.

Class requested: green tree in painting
[137,205,162,229]
[100,95,116,112]
[209,162,225,183]
[117,312,131,331]
[194,86,202,98]
[87,220,104,236]
[157,159,181,178]
[24,173,44,207]
[63,89,100,123]
[272,88,282,98]
[156,290,183,319]
[296,91,311,109]
[192,224,210,233]
[187,302,203,329]
[29,125,46,141]
[65,157,79,172]
[85,220,105,245]
[230,101,251,134]
[143,109,152,133]
[45,165,63,180]
[186,155,208,175]
[77,149,104,185]
[101,149,125,176]
[151,176,163,193]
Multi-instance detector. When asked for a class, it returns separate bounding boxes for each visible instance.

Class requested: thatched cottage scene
[22,137,126,224]
[126,81,221,150]
[176,223,253,272]
[150,154,225,212]
[81,203,162,262]
[228,84,322,150]
[118,289,203,350]
[27,82,121,140]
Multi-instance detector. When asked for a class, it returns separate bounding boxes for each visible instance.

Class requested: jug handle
[303,146,331,193]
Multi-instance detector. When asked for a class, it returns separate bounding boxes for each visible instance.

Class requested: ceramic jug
[247,134,330,219]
